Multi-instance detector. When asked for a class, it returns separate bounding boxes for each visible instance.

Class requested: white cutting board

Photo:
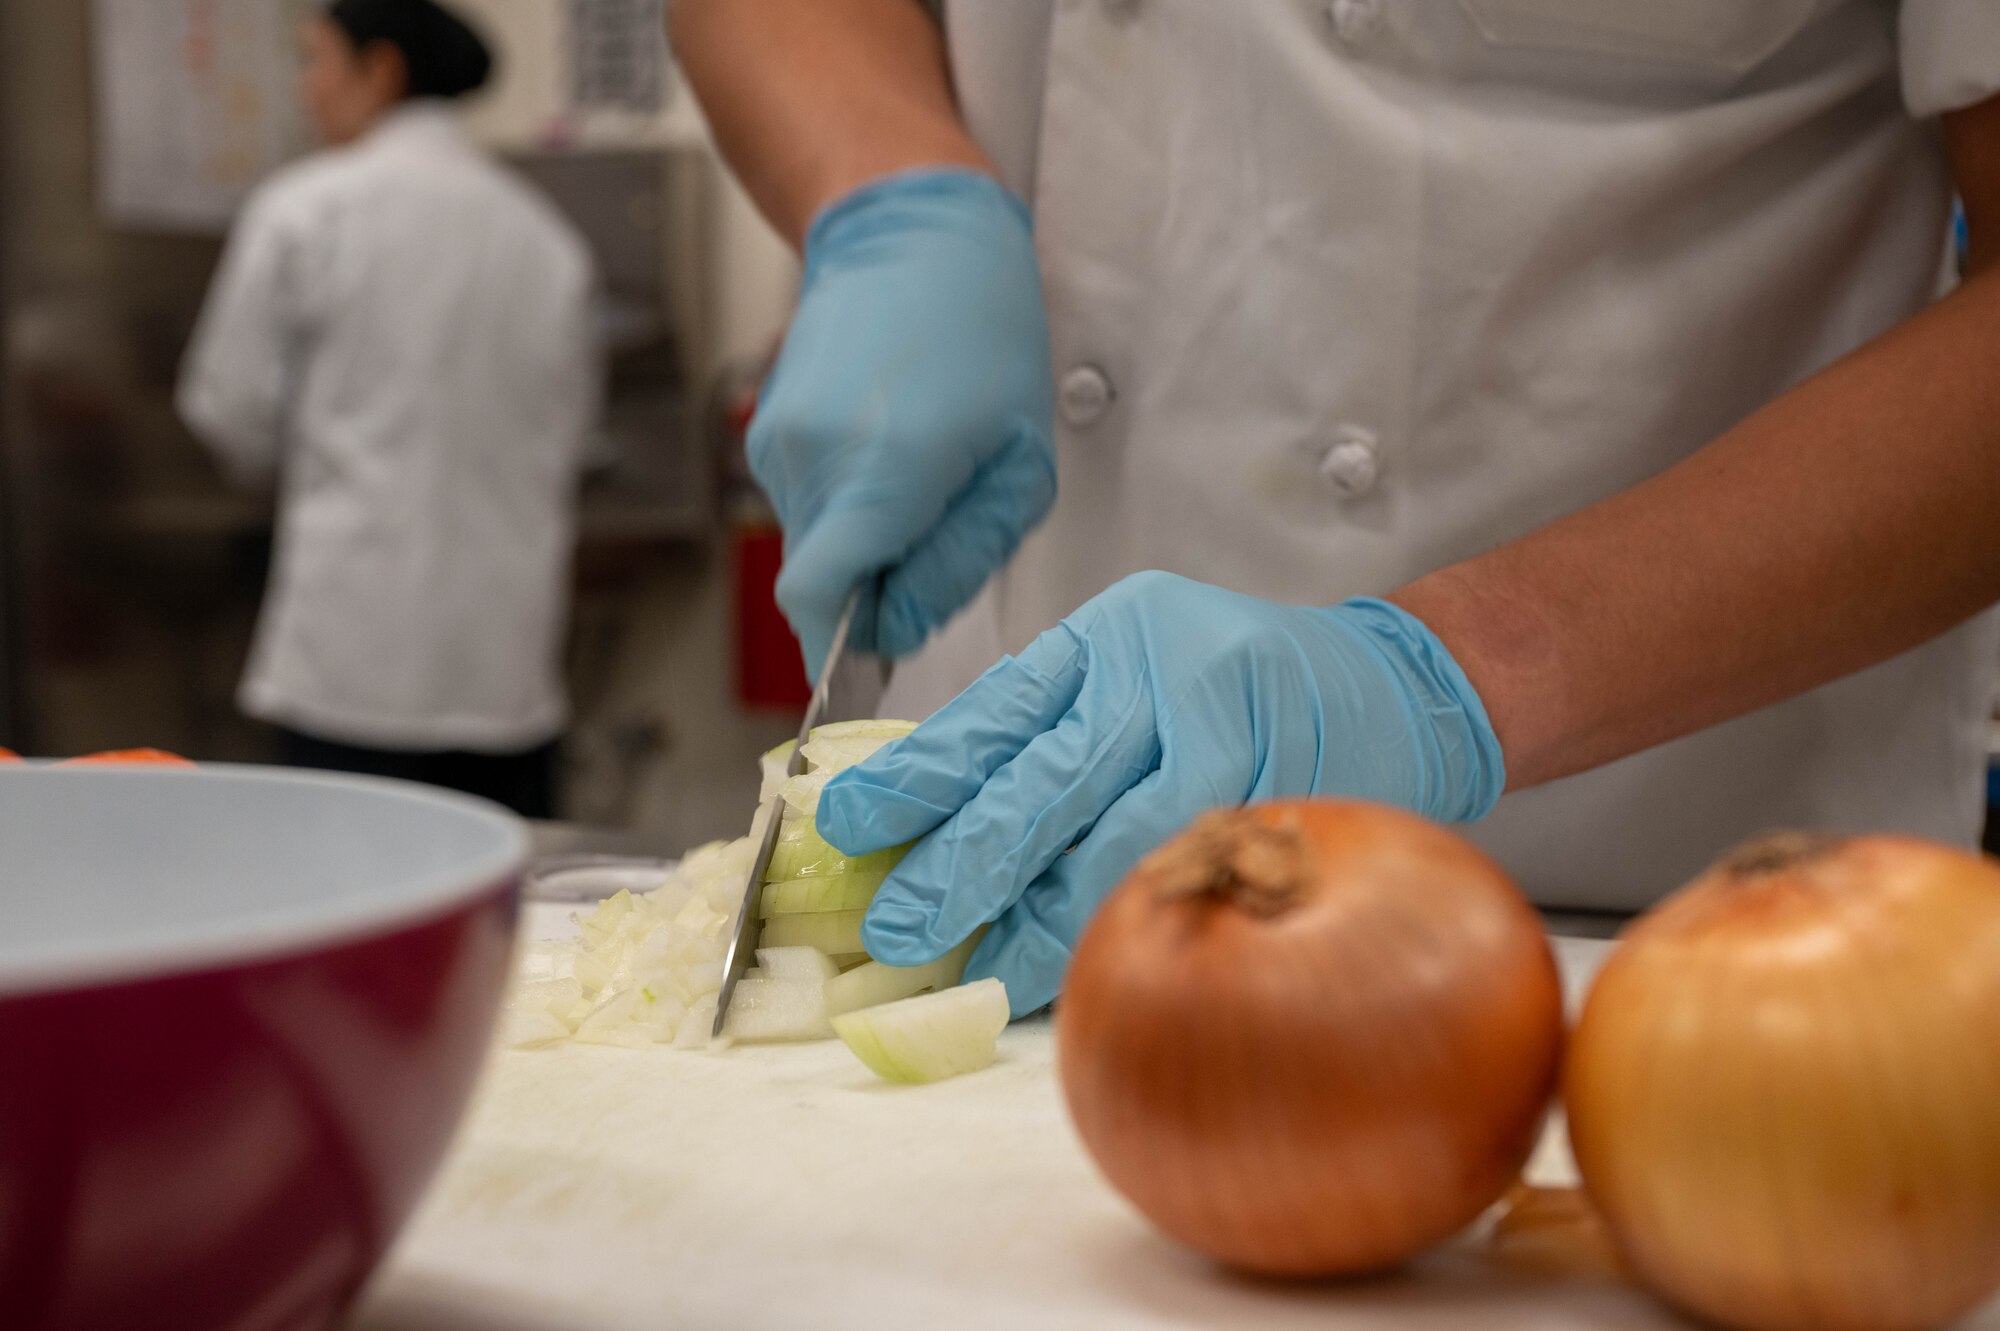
[351,916,2000,1331]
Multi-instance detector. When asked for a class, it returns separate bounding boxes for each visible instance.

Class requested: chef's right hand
[749,169,1058,677]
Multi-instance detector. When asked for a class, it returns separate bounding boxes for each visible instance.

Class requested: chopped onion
[758,740,796,800]
[499,832,756,1050]
[754,946,840,984]
[577,985,686,1048]
[722,976,833,1042]
[671,895,727,938]
[674,996,718,1049]
[516,940,575,984]
[501,720,934,1055]
[513,976,584,1015]
[833,978,1010,1084]
[499,1008,573,1049]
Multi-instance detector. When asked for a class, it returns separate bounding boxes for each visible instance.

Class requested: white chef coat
[180,102,597,753]
[893,0,2000,910]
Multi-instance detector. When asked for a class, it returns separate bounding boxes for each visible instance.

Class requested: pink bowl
[0,765,526,1331]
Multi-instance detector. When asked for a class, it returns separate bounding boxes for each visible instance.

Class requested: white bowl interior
[0,765,526,994]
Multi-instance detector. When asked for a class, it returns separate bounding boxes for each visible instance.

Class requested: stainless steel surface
[810,570,893,726]
[821,636,893,729]
[522,817,680,902]
[709,791,786,1038]
[712,586,871,1037]
[525,855,677,904]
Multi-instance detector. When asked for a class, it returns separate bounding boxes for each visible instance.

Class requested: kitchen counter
[354,908,1991,1331]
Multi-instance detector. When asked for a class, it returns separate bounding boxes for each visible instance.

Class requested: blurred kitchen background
[0,0,806,850]
[2,2,1996,853]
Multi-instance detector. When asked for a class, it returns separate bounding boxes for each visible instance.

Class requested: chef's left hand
[816,571,1507,1015]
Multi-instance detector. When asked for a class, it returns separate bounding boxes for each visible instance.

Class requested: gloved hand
[749,169,1058,676]
[817,572,1507,1016]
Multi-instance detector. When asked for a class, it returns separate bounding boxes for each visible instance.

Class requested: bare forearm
[671,0,991,247]
[1395,266,2000,790]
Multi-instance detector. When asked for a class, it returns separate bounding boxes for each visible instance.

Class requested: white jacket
[890,0,2000,909]
[180,103,598,752]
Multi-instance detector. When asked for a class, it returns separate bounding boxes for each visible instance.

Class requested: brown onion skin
[1058,799,1564,1277]
[1567,834,2000,1331]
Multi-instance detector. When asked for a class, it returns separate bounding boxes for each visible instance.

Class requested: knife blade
[712,585,891,1038]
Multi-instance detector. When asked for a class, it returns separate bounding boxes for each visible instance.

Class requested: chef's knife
[712,585,891,1038]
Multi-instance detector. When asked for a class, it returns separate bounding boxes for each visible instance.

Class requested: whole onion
[1567,833,2000,1331]
[1058,800,1564,1276]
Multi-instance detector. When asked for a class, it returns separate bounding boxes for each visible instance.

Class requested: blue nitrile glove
[748,169,1057,677]
[817,572,1506,1016]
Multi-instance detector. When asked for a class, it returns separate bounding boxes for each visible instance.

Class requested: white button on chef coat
[1057,364,1116,428]
[894,0,2000,912]
[179,103,599,752]
[1318,428,1379,498]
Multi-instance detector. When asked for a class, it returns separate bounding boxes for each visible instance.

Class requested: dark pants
[276,727,561,819]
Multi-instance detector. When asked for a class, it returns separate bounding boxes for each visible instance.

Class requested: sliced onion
[765,816,909,884]
[758,871,893,918]
[824,934,980,1019]
[757,909,868,956]
[798,719,916,771]
[500,831,756,1050]
[833,978,1010,1084]
[502,720,927,1054]
[758,740,796,801]
[674,996,718,1049]
[763,720,917,814]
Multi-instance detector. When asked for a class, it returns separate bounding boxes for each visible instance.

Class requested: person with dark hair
[324,0,494,99]
[178,2,600,818]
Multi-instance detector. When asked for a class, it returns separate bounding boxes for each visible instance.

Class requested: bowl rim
[0,764,529,998]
